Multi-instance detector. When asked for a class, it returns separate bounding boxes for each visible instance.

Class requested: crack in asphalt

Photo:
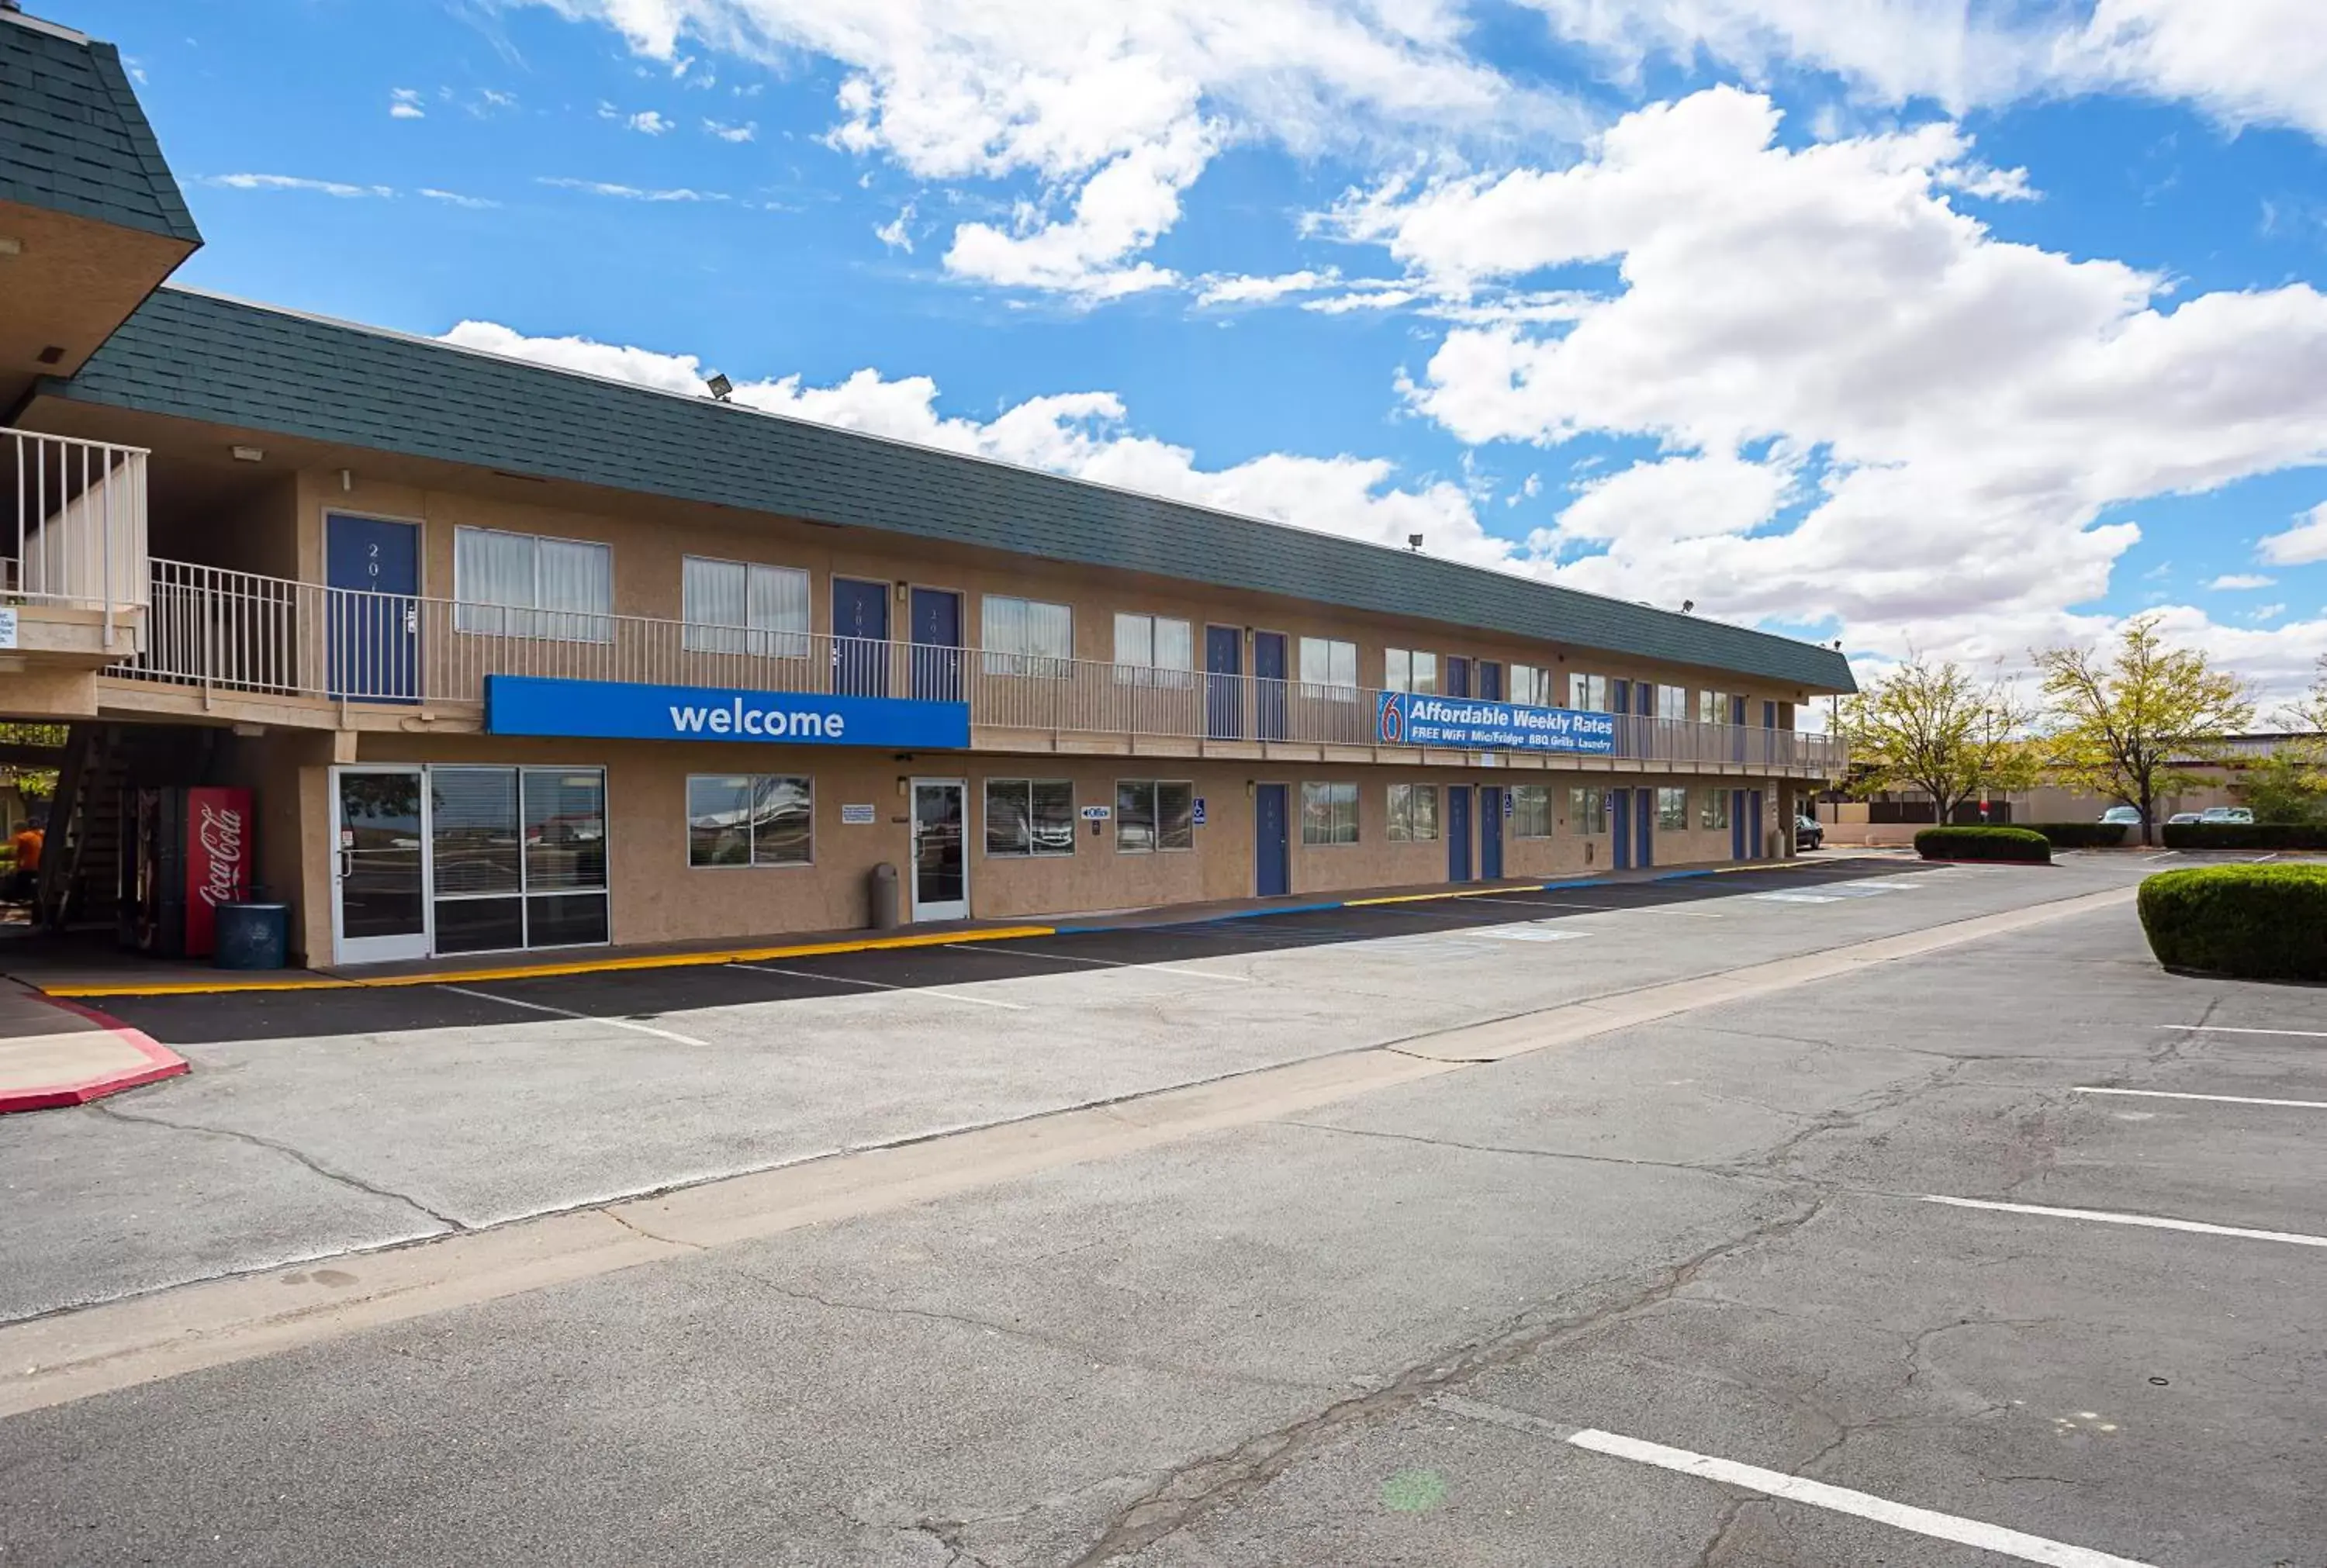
[86,1100,462,1231]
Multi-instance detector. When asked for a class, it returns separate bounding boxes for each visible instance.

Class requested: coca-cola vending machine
[126,786,253,958]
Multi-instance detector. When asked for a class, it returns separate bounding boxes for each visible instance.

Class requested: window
[986,779,1075,858]
[1113,613,1195,686]
[455,527,612,642]
[1383,648,1440,695]
[1511,784,1552,838]
[687,774,812,867]
[1569,786,1609,835]
[1569,672,1611,711]
[1302,782,1359,845]
[1656,684,1688,720]
[1509,664,1554,708]
[430,765,608,952]
[1116,780,1195,853]
[683,557,810,656]
[1699,689,1733,726]
[1700,789,1731,830]
[1385,783,1439,841]
[1658,787,1689,830]
[1298,636,1357,695]
[983,595,1074,676]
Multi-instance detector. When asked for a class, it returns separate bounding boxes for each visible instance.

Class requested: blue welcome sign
[484,675,970,748]
[1375,692,1617,756]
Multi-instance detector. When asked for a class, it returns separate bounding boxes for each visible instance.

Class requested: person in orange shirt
[6,813,42,905]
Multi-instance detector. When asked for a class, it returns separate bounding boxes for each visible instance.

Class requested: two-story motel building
[1,6,1853,970]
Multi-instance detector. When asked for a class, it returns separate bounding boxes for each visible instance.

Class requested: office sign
[0,607,15,649]
[1375,692,1616,756]
[484,675,970,748]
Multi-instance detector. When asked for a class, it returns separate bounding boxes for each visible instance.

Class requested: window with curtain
[1657,684,1688,720]
[1511,785,1552,838]
[1383,648,1440,695]
[1699,689,1733,726]
[1508,664,1552,707]
[454,527,613,643]
[1298,637,1357,696]
[1115,780,1194,853]
[687,774,811,867]
[985,779,1076,857]
[1700,789,1731,829]
[1568,672,1611,711]
[1301,782,1359,844]
[1658,788,1689,829]
[1385,782,1439,841]
[1568,786,1608,835]
[1112,613,1194,687]
[682,557,810,656]
[983,595,1074,677]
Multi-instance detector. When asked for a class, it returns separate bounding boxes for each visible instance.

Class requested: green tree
[2239,656,2327,824]
[2035,616,2254,845]
[1838,657,2038,824]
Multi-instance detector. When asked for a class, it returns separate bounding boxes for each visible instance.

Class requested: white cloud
[626,109,674,134]
[205,173,393,198]
[1303,287,1419,315]
[1516,0,2327,142]
[2258,502,2327,565]
[1194,269,1341,307]
[390,88,427,120]
[873,202,915,253]
[520,0,1575,298]
[2208,572,2277,590]
[419,188,500,209]
[1335,87,2327,688]
[2249,603,2288,621]
[536,176,727,202]
[702,118,755,142]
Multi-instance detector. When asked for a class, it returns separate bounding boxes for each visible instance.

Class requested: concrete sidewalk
[0,983,185,1114]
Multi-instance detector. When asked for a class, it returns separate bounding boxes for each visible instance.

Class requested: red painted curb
[0,995,188,1114]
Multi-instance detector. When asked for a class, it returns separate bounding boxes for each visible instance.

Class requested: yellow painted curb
[1344,883,1546,908]
[36,925,1059,999]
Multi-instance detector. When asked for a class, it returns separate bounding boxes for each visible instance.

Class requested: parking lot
[2,849,2319,1566]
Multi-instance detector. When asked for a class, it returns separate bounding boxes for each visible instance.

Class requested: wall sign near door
[1191,797,1207,827]
[839,803,877,825]
[1079,805,1113,820]
[0,608,16,649]
[483,675,970,748]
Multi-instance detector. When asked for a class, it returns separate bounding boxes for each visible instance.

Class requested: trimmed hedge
[2159,821,2327,851]
[2028,822,2130,848]
[2138,864,2327,981]
[1914,826,2052,863]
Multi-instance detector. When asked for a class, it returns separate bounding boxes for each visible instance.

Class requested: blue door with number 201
[326,513,419,702]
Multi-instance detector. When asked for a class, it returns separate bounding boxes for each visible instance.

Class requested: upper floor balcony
[100,558,1847,777]
[2,428,149,675]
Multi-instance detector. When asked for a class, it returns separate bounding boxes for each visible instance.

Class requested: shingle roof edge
[55,285,1855,692]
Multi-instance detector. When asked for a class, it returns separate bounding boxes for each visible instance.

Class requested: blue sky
[71,0,2327,702]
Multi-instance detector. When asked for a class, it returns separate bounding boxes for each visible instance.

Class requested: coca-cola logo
[195,801,246,908]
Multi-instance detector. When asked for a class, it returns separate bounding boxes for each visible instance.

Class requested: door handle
[337,848,353,879]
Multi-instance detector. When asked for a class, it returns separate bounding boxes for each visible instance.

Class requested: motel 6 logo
[1376,692,1406,744]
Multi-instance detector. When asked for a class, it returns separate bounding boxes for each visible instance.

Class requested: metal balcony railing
[4,427,150,626]
[110,559,1848,773]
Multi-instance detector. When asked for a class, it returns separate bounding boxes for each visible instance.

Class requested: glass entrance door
[331,767,430,963]
[910,779,968,920]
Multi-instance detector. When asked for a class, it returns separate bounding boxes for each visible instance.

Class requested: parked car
[2099,805,2144,826]
[2198,806,2255,824]
[2166,811,2203,825]
[1794,814,1823,850]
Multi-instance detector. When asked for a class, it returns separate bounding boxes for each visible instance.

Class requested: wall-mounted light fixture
[1245,779,1255,800]
[338,468,354,492]
[705,372,734,402]
[230,445,263,463]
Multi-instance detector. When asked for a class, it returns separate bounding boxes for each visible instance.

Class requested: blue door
[1447,786,1473,882]
[908,588,961,702]
[326,513,420,702]
[1477,661,1502,701]
[1748,788,1765,862]
[1206,625,1243,740]
[1612,787,1634,870]
[1479,786,1504,879]
[1447,657,1471,699]
[1254,784,1289,896]
[1254,631,1288,741]
[1634,787,1654,869]
[832,579,889,697]
[1731,789,1748,861]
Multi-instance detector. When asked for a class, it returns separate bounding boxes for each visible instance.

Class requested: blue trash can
[213,901,289,970]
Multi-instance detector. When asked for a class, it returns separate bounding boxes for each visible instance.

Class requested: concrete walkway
[0,982,185,1114]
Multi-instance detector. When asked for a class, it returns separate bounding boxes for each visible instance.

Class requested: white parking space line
[2158,1023,2327,1040]
[1922,1195,2327,1249]
[1564,1427,2157,1568]
[438,985,710,1046]
[726,962,1029,1010]
[2073,1086,2327,1110]
[941,943,1254,984]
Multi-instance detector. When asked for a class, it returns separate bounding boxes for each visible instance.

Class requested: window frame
[686,772,815,869]
[452,524,614,644]
[1115,779,1196,855]
[1568,785,1609,836]
[1656,786,1689,831]
[981,593,1075,679]
[1383,648,1440,696]
[1298,636,1359,699]
[1508,664,1553,708]
[1385,782,1440,842]
[427,764,610,954]
[1112,612,1195,688]
[1301,781,1361,846]
[1700,788,1731,830]
[984,778,1077,859]
[1510,784,1553,838]
[681,554,812,657]
[1656,684,1688,721]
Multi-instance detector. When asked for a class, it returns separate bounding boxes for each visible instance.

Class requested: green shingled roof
[58,286,1854,691]
[0,12,199,244]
